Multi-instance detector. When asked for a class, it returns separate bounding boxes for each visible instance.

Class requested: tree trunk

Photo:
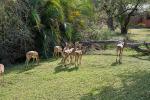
[121,25,128,34]
[119,2,139,35]
[107,16,115,31]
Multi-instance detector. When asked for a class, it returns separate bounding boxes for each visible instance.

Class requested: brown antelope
[61,42,74,65]
[68,42,76,64]
[74,43,83,66]
[62,48,75,65]
[25,51,39,66]
[60,42,69,64]
[61,42,83,66]
[0,64,4,81]
[116,39,126,63]
[53,46,63,58]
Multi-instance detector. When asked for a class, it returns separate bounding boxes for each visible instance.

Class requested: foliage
[89,29,118,40]
[1,0,149,65]
[34,0,94,57]
[0,0,94,64]
[0,0,34,65]
[94,0,150,33]
[83,23,119,41]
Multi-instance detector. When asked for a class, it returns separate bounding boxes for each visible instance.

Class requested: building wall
[143,19,150,27]
[130,17,142,24]
[130,15,150,28]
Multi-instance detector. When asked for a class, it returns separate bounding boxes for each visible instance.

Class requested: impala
[25,51,39,66]
[0,64,4,81]
[116,39,126,63]
[53,46,63,58]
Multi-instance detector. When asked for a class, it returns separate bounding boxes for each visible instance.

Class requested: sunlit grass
[0,50,150,100]
[128,28,150,42]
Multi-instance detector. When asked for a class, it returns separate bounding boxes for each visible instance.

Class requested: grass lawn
[0,49,150,100]
[128,28,150,42]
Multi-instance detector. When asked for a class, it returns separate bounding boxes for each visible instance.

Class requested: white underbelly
[117,44,123,48]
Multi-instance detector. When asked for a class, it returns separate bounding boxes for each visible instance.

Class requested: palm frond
[31,9,42,31]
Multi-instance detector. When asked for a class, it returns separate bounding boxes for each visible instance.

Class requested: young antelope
[25,51,39,66]
[53,46,63,58]
[116,40,126,63]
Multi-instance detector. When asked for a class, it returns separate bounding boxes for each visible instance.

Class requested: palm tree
[31,0,94,58]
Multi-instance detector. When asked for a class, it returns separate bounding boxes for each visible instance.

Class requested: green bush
[72,32,83,42]
[88,29,117,40]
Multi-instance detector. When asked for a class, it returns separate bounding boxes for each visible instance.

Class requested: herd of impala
[0,40,125,82]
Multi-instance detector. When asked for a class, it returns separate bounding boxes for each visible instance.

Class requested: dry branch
[80,40,150,54]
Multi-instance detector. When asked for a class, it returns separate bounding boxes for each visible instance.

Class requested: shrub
[88,29,117,40]
[0,1,35,65]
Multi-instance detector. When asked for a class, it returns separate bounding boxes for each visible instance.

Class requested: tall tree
[117,0,147,34]
[94,0,148,34]
[94,0,118,31]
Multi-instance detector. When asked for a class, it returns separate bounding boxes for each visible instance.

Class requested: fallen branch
[80,40,150,46]
[80,40,150,54]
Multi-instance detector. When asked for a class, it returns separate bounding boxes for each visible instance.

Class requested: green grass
[128,28,150,42]
[0,50,150,100]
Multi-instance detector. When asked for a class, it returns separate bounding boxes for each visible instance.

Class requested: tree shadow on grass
[17,64,39,74]
[80,71,150,100]
[40,57,59,63]
[4,64,39,75]
[54,64,79,74]
[130,54,150,61]
[4,58,59,75]
[134,56,150,61]
[5,62,44,75]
